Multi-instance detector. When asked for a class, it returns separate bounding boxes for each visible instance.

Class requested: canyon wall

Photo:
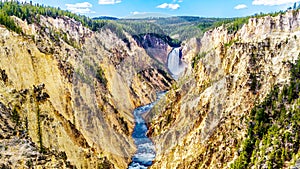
[147,10,300,169]
[0,15,173,168]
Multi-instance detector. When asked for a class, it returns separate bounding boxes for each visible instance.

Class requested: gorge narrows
[128,46,184,169]
[128,92,166,169]
[128,47,186,168]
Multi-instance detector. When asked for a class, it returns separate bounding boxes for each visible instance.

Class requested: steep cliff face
[147,10,300,168]
[133,33,175,65]
[0,14,173,168]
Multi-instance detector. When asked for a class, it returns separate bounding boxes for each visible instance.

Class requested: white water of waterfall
[167,47,187,80]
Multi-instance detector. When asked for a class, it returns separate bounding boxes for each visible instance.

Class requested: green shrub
[0,10,22,33]
[36,106,44,153]
[192,52,207,68]
[12,107,20,128]
[96,67,107,87]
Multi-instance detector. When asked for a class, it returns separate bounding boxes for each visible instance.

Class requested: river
[128,92,166,169]
[128,47,183,168]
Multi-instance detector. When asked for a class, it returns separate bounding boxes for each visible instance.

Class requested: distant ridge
[123,12,172,19]
[93,16,119,20]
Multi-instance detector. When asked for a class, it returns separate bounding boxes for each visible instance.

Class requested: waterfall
[167,47,186,80]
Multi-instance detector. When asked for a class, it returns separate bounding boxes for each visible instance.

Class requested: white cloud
[173,0,183,2]
[234,4,247,9]
[252,0,300,6]
[66,2,95,14]
[156,3,180,10]
[66,2,92,8]
[98,0,121,5]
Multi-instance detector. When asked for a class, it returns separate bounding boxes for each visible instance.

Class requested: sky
[20,0,300,18]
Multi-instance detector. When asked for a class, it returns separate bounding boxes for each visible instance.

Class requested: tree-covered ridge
[0,0,217,42]
[231,57,300,169]
[92,16,118,21]
[0,1,183,48]
[118,17,224,41]
[116,20,165,37]
[0,9,22,33]
[113,21,179,46]
[203,6,300,34]
[0,0,107,33]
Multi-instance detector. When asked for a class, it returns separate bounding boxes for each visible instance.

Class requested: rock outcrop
[147,10,300,169]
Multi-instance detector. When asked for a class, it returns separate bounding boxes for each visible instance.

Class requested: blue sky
[24,0,300,18]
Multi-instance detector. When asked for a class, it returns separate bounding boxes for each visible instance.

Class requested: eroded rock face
[0,15,173,169]
[133,33,173,65]
[147,10,300,169]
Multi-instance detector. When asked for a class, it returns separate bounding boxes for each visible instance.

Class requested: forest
[231,57,300,169]
[0,1,107,33]
[0,1,224,43]
[1,1,299,41]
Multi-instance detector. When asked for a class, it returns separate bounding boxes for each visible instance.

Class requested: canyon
[0,2,299,169]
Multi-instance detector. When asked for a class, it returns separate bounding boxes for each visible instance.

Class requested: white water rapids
[128,92,166,169]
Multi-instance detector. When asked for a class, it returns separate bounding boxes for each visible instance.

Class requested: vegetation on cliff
[0,1,106,33]
[0,1,184,52]
[232,57,300,168]
[0,9,22,33]
[146,8,300,169]
[203,7,299,34]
